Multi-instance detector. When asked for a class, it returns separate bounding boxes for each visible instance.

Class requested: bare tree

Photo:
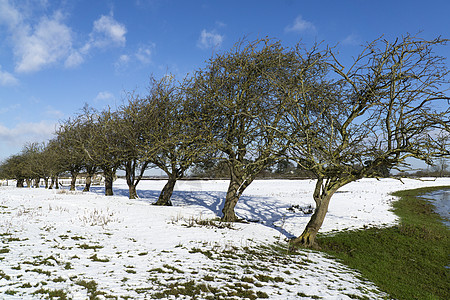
[141,75,212,206]
[282,35,449,248]
[89,108,123,196]
[57,105,121,195]
[191,38,291,221]
[43,139,65,189]
[0,153,29,187]
[56,116,88,191]
[22,142,53,188]
[117,92,151,199]
[73,106,100,192]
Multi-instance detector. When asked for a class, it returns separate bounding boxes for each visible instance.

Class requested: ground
[0,178,449,299]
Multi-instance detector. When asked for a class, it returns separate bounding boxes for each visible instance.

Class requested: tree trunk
[70,172,78,191]
[83,174,92,192]
[221,177,241,222]
[291,183,336,249]
[125,161,138,199]
[154,177,177,206]
[26,179,32,188]
[124,160,148,199]
[17,179,25,188]
[34,178,40,188]
[83,166,96,192]
[129,185,138,199]
[55,176,60,189]
[104,172,114,196]
[49,177,55,189]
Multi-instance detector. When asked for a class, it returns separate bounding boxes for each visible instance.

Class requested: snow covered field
[0,178,449,299]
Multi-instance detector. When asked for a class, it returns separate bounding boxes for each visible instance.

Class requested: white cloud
[115,44,154,72]
[0,103,20,115]
[94,91,115,103]
[135,45,153,64]
[95,15,126,45]
[197,29,224,50]
[14,11,73,73]
[44,106,64,119]
[119,54,130,64]
[0,120,56,147]
[84,14,127,51]
[114,54,130,71]
[285,15,316,33]
[342,34,361,46]
[0,0,22,28]
[64,50,84,68]
[118,54,131,64]
[215,21,226,28]
[0,1,127,72]
[0,65,18,86]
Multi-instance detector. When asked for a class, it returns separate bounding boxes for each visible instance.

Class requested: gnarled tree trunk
[70,171,78,191]
[221,167,253,222]
[222,177,241,222]
[125,160,148,199]
[154,176,177,206]
[104,169,114,196]
[83,166,96,192]
[49,177,55,189]
[83,175,92,192]
[291,178,339,249]
[291,193,333,249]
[128,185,138,199]
[16,178,25,188]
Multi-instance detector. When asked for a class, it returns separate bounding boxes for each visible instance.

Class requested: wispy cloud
[64,50,84,68]
[0,65,18,86]
[0,120,57,148]
[215,21,226,28]
[135,45,153,64]
[114,54,131,71]
[114,44,154,72]
[44,106,64,119]
[0,1,127,73]
[342,34,361,46]
[71,14,128,69]
[197,29,224,50]
[83,14,127,53]
[14,11,73,73]
[0,103,20,115]
[285,15,316,33]
[94,91,115,103]
[0,0,21,29]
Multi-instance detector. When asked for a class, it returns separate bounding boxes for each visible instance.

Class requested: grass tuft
[78,243,104,250]
[32,288,68,299]
[89,253,110,262]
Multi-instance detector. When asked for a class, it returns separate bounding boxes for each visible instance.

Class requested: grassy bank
[318,186,450,300]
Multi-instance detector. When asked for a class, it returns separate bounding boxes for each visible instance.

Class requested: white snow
[0,177,449,299]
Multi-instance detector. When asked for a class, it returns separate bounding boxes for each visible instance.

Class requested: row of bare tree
[1,35,449,247]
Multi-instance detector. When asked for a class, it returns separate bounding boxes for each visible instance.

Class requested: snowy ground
[0,177,449,299]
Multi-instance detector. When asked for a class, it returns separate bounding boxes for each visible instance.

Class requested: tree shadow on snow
[83,185,227,215]
[83,184,312,239]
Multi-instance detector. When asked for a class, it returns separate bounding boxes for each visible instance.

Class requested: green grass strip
[318,185,450,300]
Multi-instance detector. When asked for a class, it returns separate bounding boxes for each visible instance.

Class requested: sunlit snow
[0,178,449,299]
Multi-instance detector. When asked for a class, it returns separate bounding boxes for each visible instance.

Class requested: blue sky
[0,0,449,162]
